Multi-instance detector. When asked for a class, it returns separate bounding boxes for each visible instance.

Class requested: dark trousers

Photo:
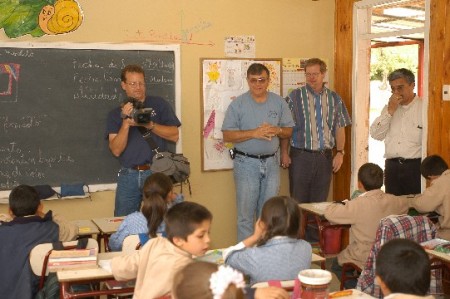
[384,158,421,196]
[289,148,332,242]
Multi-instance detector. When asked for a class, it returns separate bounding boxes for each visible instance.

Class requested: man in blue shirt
[222,63,294,241]
[106,65,181,216]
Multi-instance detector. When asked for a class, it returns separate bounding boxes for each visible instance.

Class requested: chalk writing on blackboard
[0,42,180,191]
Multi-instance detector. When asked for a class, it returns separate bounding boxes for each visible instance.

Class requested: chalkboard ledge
[0,183,116,203]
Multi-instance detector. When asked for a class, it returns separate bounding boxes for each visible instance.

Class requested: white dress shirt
[370,96,422,159]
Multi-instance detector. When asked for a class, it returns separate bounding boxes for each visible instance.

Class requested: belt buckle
[398,158,406,164]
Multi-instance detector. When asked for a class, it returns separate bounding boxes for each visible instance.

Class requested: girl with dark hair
[109,172,183,251]
[223,196,312,285]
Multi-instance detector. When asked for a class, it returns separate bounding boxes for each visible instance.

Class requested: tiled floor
[310,254,341,292]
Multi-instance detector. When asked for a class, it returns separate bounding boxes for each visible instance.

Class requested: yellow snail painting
[0,0,83,38]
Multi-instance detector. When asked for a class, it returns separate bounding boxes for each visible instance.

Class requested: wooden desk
[70,219,100,237]
[298,202,330,239]
[91,217,124,252]
[57,252,134,298]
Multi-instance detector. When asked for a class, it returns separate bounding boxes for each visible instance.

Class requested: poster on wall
[201,58,282,171]
[224,35,256,58]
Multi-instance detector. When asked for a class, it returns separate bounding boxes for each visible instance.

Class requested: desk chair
[356,215,442,298]
[106,234,140,299]
[339,262,362,290]
[30,238,99,290]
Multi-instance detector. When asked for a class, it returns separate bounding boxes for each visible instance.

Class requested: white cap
[298,269,332,285]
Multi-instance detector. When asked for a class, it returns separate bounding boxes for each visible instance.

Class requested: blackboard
[0,42,181,192]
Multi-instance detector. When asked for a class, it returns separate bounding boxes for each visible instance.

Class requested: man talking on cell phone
[370,68,423,196]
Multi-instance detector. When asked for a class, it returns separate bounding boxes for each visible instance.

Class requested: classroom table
[57,251,134,299]
[91,217,124,252]
[298,202,331,240]
[70,219,100,237]
[299,202,350,256]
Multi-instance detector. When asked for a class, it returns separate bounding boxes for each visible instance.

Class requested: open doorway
[351,0,428,193]
[369,43,421,175]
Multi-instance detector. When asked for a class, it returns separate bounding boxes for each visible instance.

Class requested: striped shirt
[286,84,351,150]
[357,215,439,297]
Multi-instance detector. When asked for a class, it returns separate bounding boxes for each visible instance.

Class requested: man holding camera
[106,64,181,216]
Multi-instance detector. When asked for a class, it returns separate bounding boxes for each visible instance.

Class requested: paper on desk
[312,202,332,210]
[98,259,112,273]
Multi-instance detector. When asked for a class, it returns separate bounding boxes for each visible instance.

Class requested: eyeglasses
[248,77,268,84]
[305,73,321,78]
[126,82,146,88]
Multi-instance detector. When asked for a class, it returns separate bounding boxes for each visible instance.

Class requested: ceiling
[370,0,425,43]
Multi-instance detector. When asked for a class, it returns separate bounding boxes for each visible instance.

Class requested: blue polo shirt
[106,96,181,168]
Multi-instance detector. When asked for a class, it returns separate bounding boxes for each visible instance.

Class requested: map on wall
[201,58,282,171]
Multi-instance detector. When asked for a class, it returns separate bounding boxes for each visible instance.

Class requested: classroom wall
[0,0,336,248]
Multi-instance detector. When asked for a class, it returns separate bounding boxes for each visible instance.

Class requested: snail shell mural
[39,0,83,35]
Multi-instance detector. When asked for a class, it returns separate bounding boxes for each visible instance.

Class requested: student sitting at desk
[410,155,450,240]
[223,196,312,286]
[0,185,75,299]
[324,163,409,289]
[376,239,433,299]
[111,201,212,299]
[108,173,184,251]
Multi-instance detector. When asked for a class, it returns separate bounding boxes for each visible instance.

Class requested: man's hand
[332,153,344,173]
[387,94,402,115]
[255,122,281,141]
[121,102,137,127]
[280,152,291,169]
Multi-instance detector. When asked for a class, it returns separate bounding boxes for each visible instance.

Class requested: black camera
[121,97,154,124]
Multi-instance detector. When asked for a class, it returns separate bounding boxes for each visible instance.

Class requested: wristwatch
[337,149,345,155]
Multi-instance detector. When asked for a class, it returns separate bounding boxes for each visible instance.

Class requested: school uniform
[324,190,409,268]
[0,211,59,299]
[111,236,192,299]
[224,236,312,285]
[410,170,450,240]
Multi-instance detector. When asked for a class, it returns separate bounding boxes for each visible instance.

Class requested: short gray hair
[388,68,415,84]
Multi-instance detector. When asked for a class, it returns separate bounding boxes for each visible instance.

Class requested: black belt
[234,149,276,160]
[386,158,421,164]
[292,147,332,155]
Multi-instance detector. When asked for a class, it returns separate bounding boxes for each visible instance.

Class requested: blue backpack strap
[138,233,150,247]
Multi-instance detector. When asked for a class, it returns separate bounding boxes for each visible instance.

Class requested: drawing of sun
[207,62,220,83]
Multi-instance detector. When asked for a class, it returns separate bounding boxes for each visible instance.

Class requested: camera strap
[138,126,160,153]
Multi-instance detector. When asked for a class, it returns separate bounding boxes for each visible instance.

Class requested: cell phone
[229,148,236,159]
